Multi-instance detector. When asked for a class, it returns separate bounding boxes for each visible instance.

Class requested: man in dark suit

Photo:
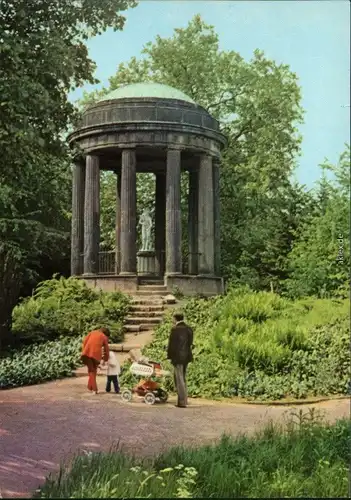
[167,312,194,408]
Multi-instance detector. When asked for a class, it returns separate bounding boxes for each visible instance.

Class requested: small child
[105,347,121,394]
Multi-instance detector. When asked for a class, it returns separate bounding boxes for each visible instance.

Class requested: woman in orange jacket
[81,327,110,394]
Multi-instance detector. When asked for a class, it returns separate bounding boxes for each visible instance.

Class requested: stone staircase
[123,282,168,337]
[74,282,174,377]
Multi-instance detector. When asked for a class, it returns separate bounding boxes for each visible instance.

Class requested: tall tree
[284,145,350,298]
[0,0,137,345]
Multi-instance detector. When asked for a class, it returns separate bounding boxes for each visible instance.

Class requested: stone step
[126,316,163,325]
[109,343,144,352]
[135,290,167,296]
[131,298,164,305]
[139,280,165,286]
[137,285,167,292]
[124,324,155,333]
[130,305,164,313]
[123,324,140,333]
[130,310,164,317]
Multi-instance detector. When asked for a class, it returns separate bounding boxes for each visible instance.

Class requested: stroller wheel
[121,389,133,403]
[158,389,168,403]
[144,392,156,405]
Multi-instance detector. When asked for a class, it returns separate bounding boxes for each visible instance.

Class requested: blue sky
[69,0,350,188]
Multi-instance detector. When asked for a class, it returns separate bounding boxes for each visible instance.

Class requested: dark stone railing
[78,250,201,276]
[98,251,116,274]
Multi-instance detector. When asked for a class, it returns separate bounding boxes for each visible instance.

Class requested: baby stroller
[121,357,171,405]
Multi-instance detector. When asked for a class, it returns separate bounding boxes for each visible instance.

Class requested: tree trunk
[0,245,22,352]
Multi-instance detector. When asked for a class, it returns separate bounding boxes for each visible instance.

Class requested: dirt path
[0,376,349,498]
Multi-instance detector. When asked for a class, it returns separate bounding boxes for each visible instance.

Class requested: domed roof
[98,82,196,104]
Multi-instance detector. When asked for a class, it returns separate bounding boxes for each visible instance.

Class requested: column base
[80,274,138,293]
[165,271,182,277]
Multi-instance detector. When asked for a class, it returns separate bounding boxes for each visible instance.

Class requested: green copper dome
[99,82,196,104]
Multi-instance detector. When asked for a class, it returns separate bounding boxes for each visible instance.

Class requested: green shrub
[12,276,130,345]
[129,290,350,401]
[35,418,350,498]
[0,337,82,389]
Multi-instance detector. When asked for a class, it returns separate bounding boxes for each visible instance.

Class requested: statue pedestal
[137,250,156,276]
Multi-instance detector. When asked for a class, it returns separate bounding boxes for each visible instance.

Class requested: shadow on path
[0,378,348,498]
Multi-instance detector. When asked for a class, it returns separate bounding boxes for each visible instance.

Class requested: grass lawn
[35,415,350,498]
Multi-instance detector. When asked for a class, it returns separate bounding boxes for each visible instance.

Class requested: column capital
[72,155,85,167]
[199,153,213,167]
[199,152,219,160]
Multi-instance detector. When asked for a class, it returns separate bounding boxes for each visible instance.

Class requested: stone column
[120,149,137,274]
[71,159,86,275]
[165,149,182,275]
[115,173,121,274]
[155,173,166,276]
[188,168,199,275]
[213,158,221,276]
[83,155,100,275]
[198,154,215,275]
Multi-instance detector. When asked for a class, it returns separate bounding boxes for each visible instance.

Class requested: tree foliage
[0,0,136,346]
[285,145,350,298]
[12,276,130,345]
[121,290,350,400]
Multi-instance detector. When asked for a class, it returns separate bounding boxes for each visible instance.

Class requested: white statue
[139,208,153,251]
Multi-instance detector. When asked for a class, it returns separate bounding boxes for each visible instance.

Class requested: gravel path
[0,376,349,498]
